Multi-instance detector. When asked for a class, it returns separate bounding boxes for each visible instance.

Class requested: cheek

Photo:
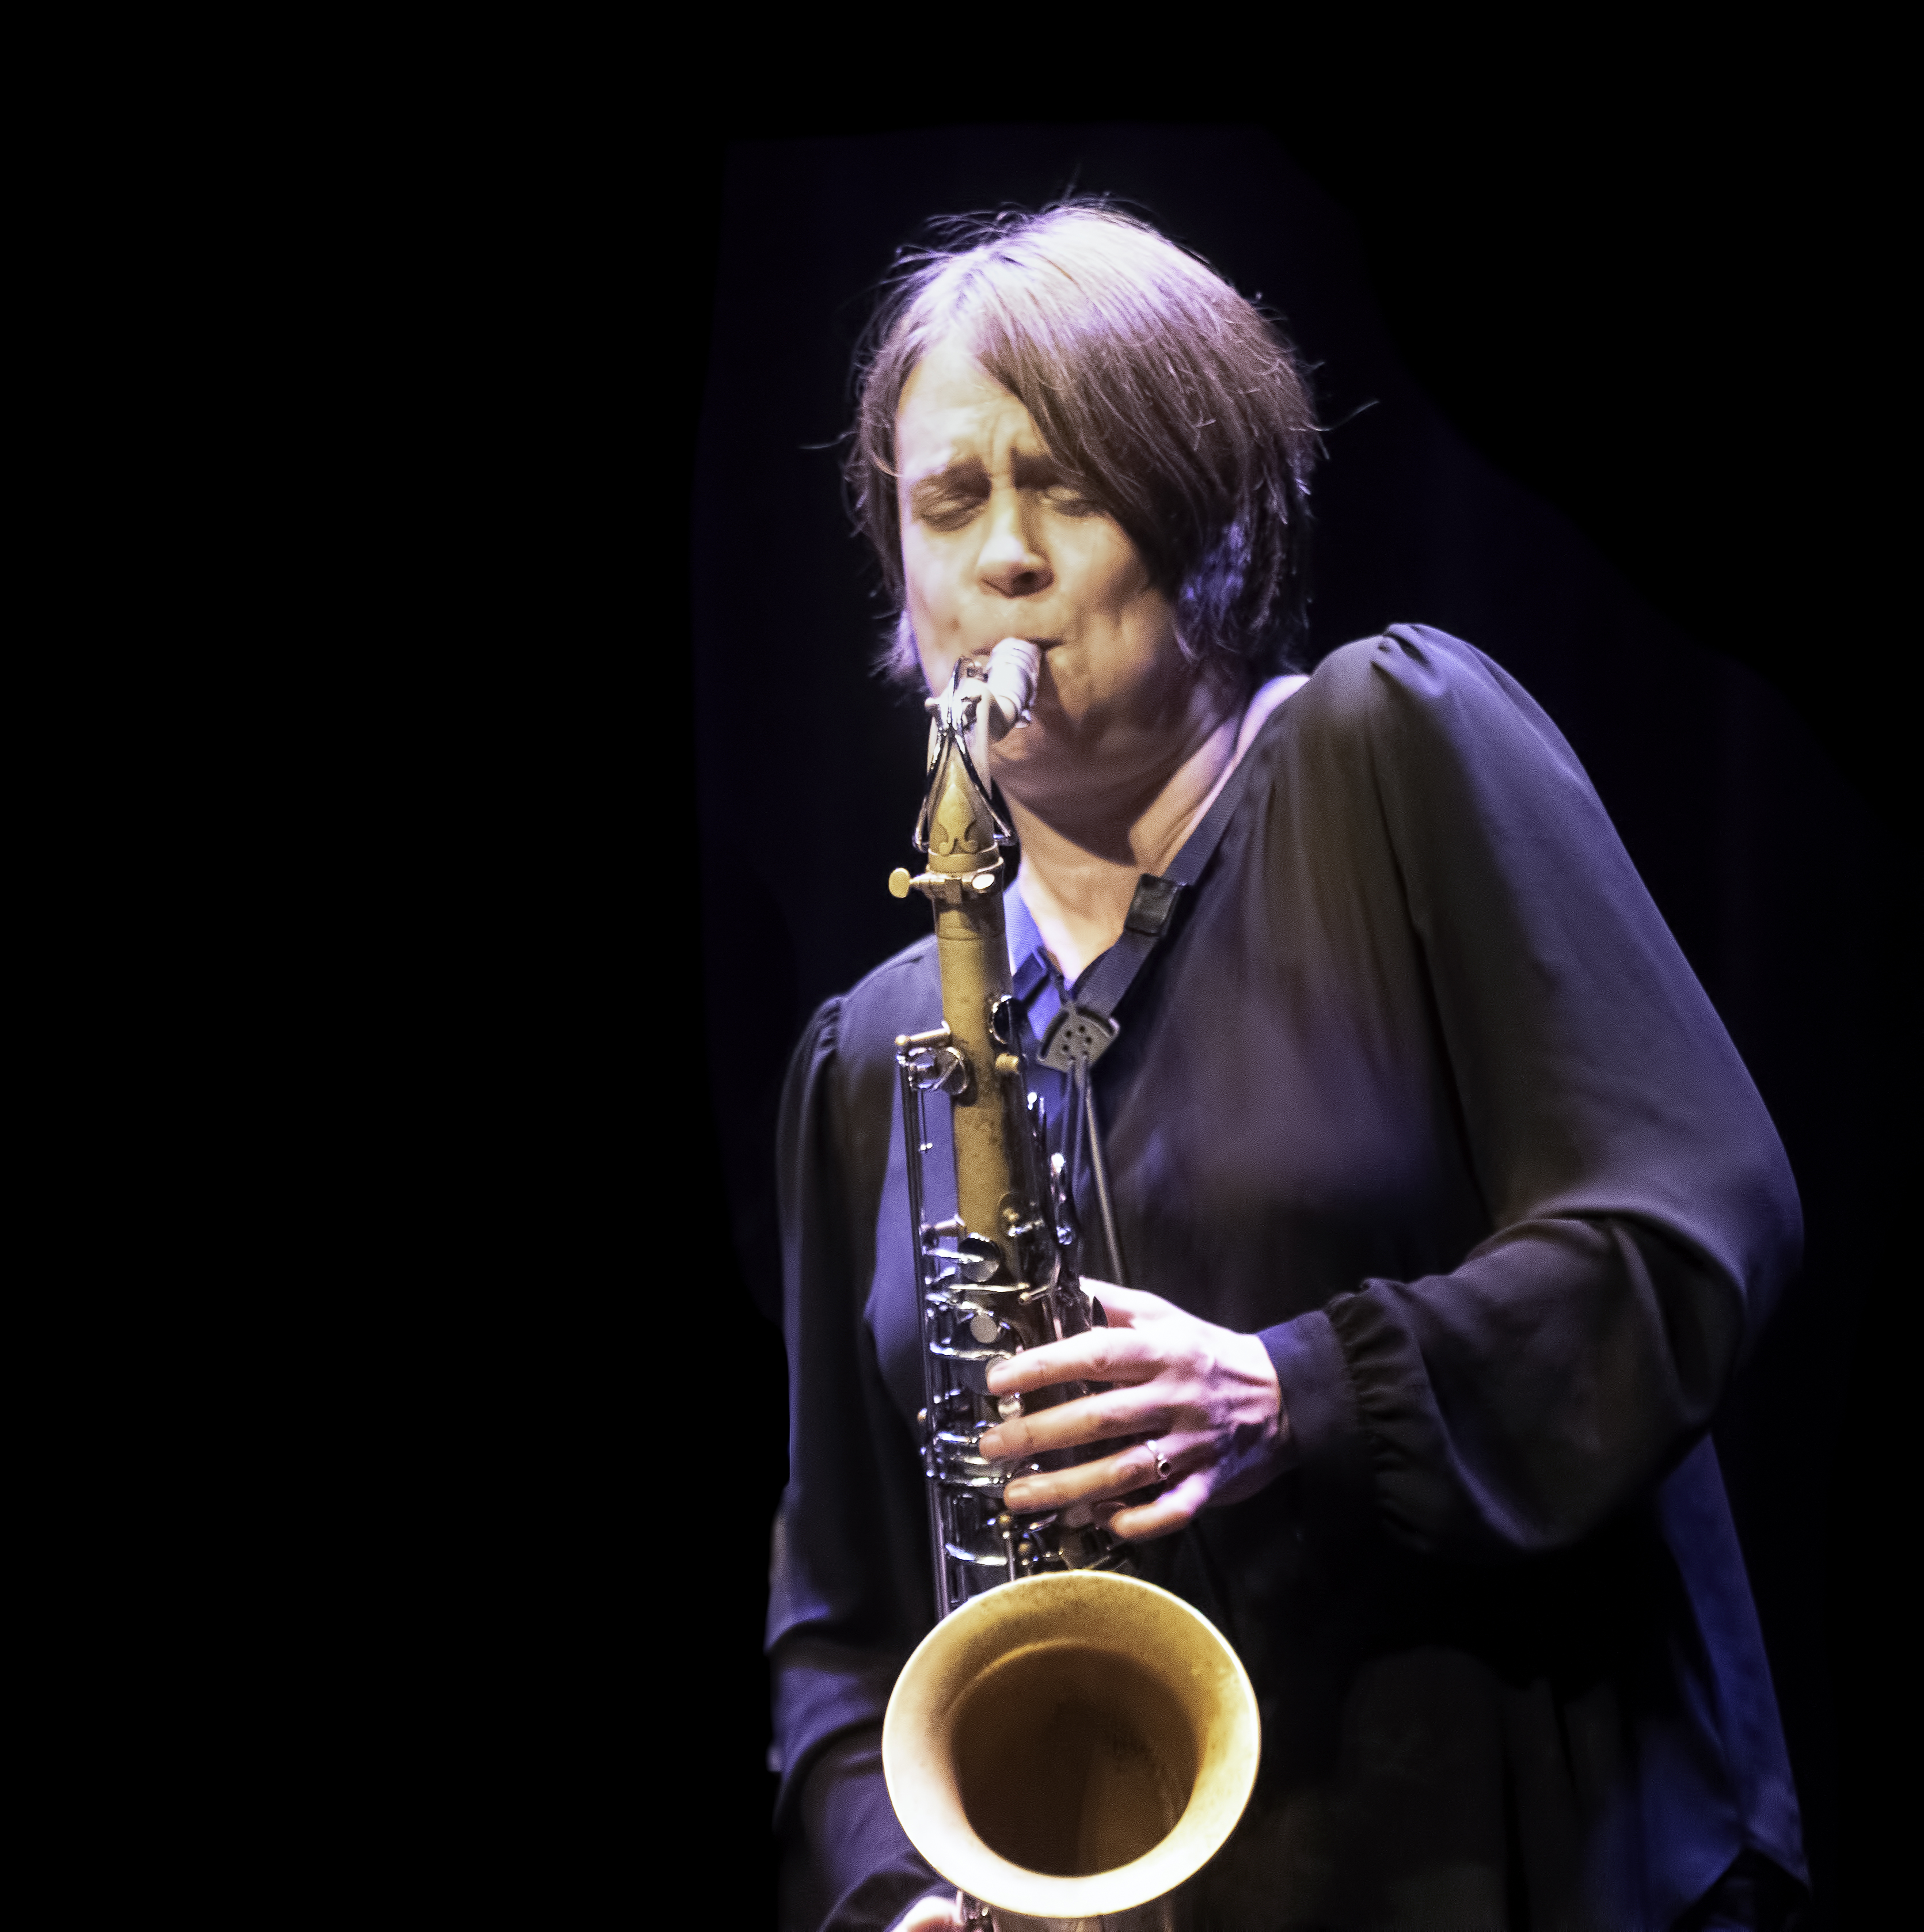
[1064,528,1173,666]
[900,526,955,622]
[900,532,964,691]
[1059,518,1155,614]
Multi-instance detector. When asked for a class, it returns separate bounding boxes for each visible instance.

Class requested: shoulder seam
[843,933,938,1005]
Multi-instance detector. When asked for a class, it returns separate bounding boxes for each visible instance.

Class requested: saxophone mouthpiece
[983,638,1041,740]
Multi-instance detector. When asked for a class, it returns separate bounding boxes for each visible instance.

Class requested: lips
[963,637,1057,664]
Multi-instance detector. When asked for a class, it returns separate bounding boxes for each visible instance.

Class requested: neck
[1005,673,1306,982]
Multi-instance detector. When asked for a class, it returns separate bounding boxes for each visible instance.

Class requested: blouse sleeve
[767,996,946,1929]
[1263,625,1803,1560]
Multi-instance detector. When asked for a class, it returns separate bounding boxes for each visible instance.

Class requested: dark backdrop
[680,123,1902,1929]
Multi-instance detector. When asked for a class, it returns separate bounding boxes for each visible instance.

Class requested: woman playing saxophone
[769,207,1807,1932]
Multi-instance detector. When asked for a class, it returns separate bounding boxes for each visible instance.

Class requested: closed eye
[913,489,988,530]
[910,465,990,530]
[907,454,1105,527]
[1043,485,1102,518]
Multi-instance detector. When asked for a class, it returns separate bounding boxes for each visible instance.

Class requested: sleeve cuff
[1261,1307,1376,1545]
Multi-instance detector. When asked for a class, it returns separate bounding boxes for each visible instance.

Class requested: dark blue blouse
[768,627,1807,1931]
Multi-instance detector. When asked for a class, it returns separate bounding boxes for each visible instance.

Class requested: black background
[659,106,1903,1928]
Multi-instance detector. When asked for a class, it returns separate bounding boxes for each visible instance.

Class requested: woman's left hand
[978,1281,1296,1542]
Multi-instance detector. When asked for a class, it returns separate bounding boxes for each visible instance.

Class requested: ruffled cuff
[1260,1308,1375,1545]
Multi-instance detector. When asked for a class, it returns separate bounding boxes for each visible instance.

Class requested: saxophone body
[888,642,1115,1615]
[881,644,1261,1932]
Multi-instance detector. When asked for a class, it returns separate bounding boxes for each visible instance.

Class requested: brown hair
[847,205,1321,695]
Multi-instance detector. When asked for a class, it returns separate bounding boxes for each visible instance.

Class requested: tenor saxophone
[880,641,1260,1932]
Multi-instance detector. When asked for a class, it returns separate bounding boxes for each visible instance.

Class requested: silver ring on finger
[1146,1438,1173,1482]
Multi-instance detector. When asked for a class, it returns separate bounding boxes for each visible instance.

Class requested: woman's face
[895,340,1208,790]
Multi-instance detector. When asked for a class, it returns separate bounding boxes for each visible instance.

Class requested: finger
[1102,1470,1211,1542]
[1003,1439,1169,1513]
[1079,1282,1181,1328]
[986,1327,1164,1399]
[896,1894,965,1932]
[980,1385,1179,1464]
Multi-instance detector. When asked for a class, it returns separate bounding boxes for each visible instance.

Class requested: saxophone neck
[912,640,1040,870]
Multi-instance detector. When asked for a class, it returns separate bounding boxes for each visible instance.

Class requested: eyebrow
[909,456,987,498]
[1011,450,1071,488]
[907,449,1075,500]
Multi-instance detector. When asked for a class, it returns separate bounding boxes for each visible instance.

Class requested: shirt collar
[1005,878,1046,984]
[1004,881,1065,1034]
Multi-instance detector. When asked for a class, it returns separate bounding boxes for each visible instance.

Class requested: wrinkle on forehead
[895,344,1054,487]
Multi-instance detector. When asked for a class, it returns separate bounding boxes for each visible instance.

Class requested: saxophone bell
[884,1571,1260,1932]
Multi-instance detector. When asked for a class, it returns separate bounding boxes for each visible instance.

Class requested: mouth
[961,636,1058,666]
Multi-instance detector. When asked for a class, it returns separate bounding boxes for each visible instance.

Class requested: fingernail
[1004,1481,1032,1508]
[979,1429,1003,1459]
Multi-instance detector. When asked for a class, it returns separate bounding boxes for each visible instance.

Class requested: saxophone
[880,642,1260,1932]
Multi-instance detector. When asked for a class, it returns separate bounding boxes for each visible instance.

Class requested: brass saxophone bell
[883,1570,1260,1931]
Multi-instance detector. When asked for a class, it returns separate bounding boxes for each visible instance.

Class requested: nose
[976,493,1054,600]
